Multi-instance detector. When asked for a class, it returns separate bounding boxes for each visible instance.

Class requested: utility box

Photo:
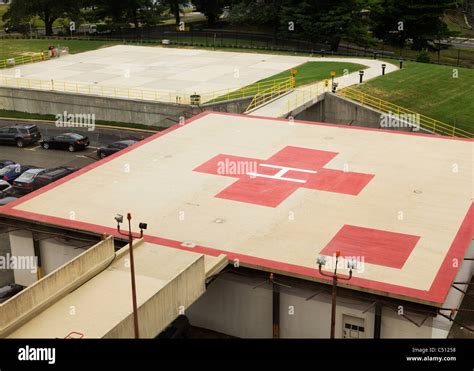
[190,94,201,105]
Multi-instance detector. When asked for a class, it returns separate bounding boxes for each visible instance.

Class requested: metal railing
[338,87,473,138]
[202,76,293,103]
[279,83,327,117]
[245,77,295,113]
[0,73,292,106]
[0,53,51,69]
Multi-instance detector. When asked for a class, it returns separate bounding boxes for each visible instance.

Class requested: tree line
[2,0,457,52]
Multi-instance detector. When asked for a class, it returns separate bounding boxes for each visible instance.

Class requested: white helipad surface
[1,112,472,306]
[0,45,399,104]
[2,45,313,97]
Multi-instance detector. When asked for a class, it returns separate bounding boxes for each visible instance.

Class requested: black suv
[32,167,75,190]
[0,125,41,148]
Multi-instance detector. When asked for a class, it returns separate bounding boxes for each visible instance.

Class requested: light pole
[115,213,147,339]
[317,251,355,339]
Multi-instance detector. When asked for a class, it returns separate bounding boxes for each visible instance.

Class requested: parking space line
[24,146,41,151]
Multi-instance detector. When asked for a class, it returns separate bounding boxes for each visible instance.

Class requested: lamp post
[317,251,354,339]
[381,63,386,75]
[359,70,365,83]
[115,213,147,339]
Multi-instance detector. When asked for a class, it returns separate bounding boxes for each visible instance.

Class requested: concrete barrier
[0,87,253,128]
[0,236,114,338]
[293,93,433,134]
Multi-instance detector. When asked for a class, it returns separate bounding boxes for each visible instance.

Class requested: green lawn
[352,61,474,134]
[0,39,121,59]
[210,61,367,102]
[263,61,367,87]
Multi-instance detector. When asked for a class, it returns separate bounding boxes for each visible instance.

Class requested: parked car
[0,164,38,183]
[0,125,42,148]
[0,160,15,169]
[13,168,47,195]
[41,133,89,152]
[96,140,137,159]
[32,167,75,190]
[4,24,30,35]
[0,179,14,197]
[0,284,23,303]
[0,196,18,206]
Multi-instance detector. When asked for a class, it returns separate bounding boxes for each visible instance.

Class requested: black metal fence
[2,27,472,68]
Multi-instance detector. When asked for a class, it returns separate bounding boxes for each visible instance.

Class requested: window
[343,315,365,339]
[8,128,18,134]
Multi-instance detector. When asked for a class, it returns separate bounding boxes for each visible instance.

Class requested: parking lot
[0,119,156,288]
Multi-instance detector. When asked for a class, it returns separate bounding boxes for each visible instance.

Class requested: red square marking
[320,225,420,269]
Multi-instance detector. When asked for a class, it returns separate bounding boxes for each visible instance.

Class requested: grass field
[0,39,120,59]
[210,61,367,102]
[264,61,367,87]
[352,61,474,133]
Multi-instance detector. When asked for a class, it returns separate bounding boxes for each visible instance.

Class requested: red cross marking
[193,146,375,207]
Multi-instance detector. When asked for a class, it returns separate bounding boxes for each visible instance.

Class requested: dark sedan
[96,140,137,159]
[13,168,47,194]
[41,133,89,152]
[0,164,38,183]
[32,167,75,190]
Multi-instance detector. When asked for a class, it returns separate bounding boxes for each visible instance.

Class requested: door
[7,128,18,143]
[343,315,366,339]
[0,128,9,143]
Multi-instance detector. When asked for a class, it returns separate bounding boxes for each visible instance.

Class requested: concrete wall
[9,231,92,286]
[103,254,206,338]
[40,238,86,275]
[187,273,440,339]
[293,93,432,134]
[187,273,273,338]
[9,231,35,287]
[0,236,114,337]
[0,87,252,128]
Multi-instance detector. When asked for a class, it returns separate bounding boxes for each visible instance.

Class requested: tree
[88,0,164,28]
[280,0,373,51]
[3,0,82,35]
[370,0,456,50]
[163,0,187,25]
[194,0,229,28]
[227,0,285,35]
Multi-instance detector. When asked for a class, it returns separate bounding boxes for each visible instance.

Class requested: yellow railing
[338,87,473,138]
[280,83,326,117]
[0,53,52,69]
[245,77,295,113]
[0,73,293,106]
[202,76,293,103]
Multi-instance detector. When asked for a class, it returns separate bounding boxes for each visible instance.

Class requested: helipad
[2,45,312,96]
[1,112,472,306]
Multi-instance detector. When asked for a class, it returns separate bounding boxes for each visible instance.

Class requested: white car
[0,179,13,197]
